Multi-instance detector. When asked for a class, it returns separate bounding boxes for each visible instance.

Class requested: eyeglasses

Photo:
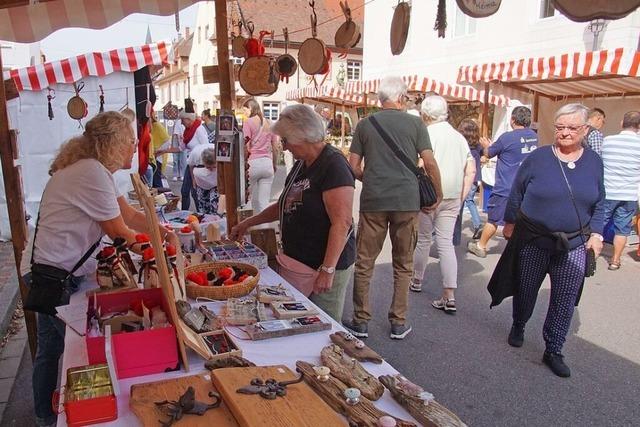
[554,124,586,134]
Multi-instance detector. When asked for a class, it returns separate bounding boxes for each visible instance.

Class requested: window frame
[262,101,280,121]
[346,60,362,81]
[539,0,556,19]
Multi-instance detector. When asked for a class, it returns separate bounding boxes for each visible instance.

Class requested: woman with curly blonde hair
[31,111,177,427]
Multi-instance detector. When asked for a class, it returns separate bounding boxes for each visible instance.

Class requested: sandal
[608,262,621,271]
[432,298,457,314]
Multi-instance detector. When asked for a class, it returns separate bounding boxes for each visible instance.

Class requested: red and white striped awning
[345,75,508,107]
[286,85,378,107]
[3,42,171,92]
[0,0,199,43]
[457,48,640,99]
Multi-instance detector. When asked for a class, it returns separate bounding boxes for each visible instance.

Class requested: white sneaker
[172,177,178,182]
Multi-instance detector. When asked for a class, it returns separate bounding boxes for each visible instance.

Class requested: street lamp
[588,19,606,51]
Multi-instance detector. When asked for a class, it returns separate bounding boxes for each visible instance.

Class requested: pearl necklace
[553,146,582,170]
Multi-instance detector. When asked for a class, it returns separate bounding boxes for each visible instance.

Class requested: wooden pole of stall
[340,103,346,146]
[481,82,490,138]
[0,49,36,359]
[215,0,238,231]
[533,92,540,124]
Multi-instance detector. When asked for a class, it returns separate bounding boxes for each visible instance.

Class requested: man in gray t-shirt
[344,76,442,340]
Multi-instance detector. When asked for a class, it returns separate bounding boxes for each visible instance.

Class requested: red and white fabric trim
[344,75,507,107]
[286,85,378,106]
[457,48,640,84]
[3,42,171,92]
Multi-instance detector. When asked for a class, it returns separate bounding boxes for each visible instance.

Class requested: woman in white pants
[242,99,280,214]
[412,95,476,314]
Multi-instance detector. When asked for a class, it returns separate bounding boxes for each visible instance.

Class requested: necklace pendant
[567,161,576,170]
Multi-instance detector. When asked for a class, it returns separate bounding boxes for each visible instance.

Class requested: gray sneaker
[390,323,412,339]
[342,319,368,338]
[467,240,487,258]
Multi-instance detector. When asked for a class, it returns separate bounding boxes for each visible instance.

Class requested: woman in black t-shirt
[230,105,355,321]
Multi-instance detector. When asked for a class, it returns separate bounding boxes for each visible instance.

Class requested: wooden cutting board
[211,365,347,427]
[130,373,239,426]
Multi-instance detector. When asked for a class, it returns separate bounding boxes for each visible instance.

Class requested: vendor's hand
[228,220,250,241]
[313,270,334,294]
[503,223,515,240]
[479,137,492,148]
[586,234,603,258]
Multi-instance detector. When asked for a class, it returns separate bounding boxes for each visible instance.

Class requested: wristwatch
[318,265,336,274]
[590,233,604,242]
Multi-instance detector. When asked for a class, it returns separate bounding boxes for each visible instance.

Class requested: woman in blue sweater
[489,103,605,378]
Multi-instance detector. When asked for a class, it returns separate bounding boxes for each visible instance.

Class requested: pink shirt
[244,116,277,161]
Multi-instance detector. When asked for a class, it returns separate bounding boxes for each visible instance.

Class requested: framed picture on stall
[217,113,235,136]
[216,135,233,162]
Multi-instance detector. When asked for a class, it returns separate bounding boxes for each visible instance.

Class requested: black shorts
[487,194,508,225]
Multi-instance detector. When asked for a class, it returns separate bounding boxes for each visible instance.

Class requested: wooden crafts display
[330,331,384,364]
[271,301,319,319]
[390,1,411,55]
[334,1,361,49]
[275,28,297,83]
[379,374,467,427]
[205,355,256,371]
[298,1,330,75]
[257,284,295,304]
[231,21,248,58]
[211,365,346,427]
[320,344,384,401]
[245,315,331,341]
[67,81,88,122]
[130,373,239,427]
[223,297,266,326]
[296,361,416,427]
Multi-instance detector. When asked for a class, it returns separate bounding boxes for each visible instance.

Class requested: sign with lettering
[456,0,501,18]
[552,0,640,22]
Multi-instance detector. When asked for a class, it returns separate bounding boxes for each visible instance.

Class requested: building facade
[154,29,193,112]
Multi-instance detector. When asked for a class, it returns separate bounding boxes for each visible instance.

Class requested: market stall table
[56,267,421,426]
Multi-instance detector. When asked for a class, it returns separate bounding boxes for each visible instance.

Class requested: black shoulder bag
[23,214,101,315]
[553,147,596,277]
[369,115,438,208]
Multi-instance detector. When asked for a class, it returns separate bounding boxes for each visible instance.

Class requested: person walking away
[344,76,443,340]
[454,119,483,242]
[179,111,208,211]
[172,118,186,181]
[488,103,604,378]
[601,111,640,270]
[468,106,537,258]
[192,147,220,214]
[242,98,280,215]
[411,95,475,314]
[201,109,217,143]
[585,107,605,156]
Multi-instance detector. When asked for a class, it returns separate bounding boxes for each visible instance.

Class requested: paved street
[1,172,639,426]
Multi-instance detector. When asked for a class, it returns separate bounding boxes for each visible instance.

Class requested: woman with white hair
[192,147,220,214]
[179,111,208,211]
[411,95,475,315]
[230,104,355,321]
[488,103,604,378]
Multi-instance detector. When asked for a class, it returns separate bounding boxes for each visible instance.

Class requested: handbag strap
[369,115,420,177]
[278,161,304,233]
[552,146,588,246]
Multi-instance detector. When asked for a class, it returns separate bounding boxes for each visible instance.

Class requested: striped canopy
[457,47,640,100]
[286,85,378,107]
[0,0,199,43]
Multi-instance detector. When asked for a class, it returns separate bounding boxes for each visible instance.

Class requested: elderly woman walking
[411,95,475,313]
[230,105,355,321]
[489,103,605,378]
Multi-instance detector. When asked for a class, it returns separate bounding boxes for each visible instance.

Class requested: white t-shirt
[193,167,217,190]
[188,143,215,167]
[184,125,209,157]
[33,159,121,275]
[426,121,472,200]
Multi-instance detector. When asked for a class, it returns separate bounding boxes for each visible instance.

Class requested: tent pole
[215,0,238,230]
[341,102,345,146]
[533,92,540,123]
[0,48,36,360]
[481,82,490,138]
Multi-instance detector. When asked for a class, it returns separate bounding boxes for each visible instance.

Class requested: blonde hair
[49,111,133,175]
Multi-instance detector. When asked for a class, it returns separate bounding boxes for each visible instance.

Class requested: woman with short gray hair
[192,147,219,214]
[230,105,356,321]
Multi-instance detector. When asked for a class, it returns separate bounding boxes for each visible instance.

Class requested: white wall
[0,41,40,69]
[363,0,640,82]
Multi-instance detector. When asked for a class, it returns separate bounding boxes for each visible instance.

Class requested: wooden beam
[481,82,490,138]
[215,0,238,231]
[533,92,540,123]
[0,48,36,360]
[551,91,640,101]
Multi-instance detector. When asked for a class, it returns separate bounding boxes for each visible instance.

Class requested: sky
[38,4,199,61]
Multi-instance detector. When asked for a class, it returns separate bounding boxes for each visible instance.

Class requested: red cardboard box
[61,364,118,426]
[86,288,179,379]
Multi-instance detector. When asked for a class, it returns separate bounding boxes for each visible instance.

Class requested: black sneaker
[472,226,483,240]
[390,323,412,339]
[542,352,571,378]
[342,319,368,338]
[508,324,524,347]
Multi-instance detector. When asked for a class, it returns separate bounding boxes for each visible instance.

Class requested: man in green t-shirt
[344,76,442,340]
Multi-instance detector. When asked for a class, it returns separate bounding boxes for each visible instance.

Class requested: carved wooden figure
[320,345,384,401]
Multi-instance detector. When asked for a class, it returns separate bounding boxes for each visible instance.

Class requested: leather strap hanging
[434,0,447,38]
[99,85,105,113]
[47,88,55,120]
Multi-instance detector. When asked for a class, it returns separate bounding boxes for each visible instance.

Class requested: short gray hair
[378,76,407,104]
[421,95,448,122]
[554,103,589,124]
[272,104,325,144]
[201,147,216,165]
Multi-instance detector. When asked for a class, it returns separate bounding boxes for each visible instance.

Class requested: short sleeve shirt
[350,110,432,212]
[188,143,215,167]
[279,145,356,270]
[488,128,537,197]
[33,159,121,275]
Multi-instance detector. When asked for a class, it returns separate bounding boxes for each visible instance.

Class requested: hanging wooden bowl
[238,56,278,96]
[231,34,248,58]
[390,1,411,55]
[298,37,327,75]
[275,53,298,79]
[456,0,501,18]
[334,19,361,49]
[67,95,88,120]
[551,0,640,22]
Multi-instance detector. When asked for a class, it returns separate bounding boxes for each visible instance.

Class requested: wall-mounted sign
[456,0,502,18]
[552,0,640,22]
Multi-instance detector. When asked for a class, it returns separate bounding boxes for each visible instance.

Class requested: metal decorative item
[154,386,221,427]
[552,0,640,22]
[456,0,501,18]
[236,375,304,400]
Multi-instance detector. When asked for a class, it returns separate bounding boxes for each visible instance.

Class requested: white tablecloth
[56,268,419,426]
